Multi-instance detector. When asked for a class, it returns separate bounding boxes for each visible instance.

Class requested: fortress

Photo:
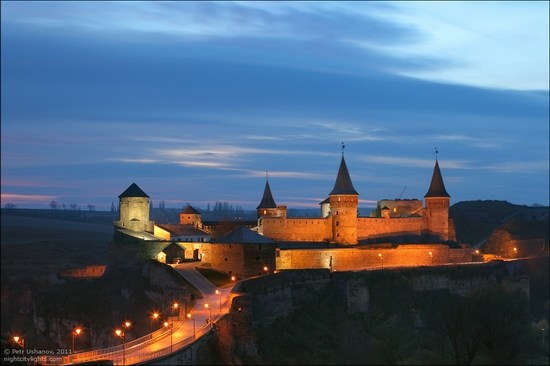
[112,152,470,277]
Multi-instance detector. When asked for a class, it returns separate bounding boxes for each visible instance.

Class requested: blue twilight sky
[1,1,549,211]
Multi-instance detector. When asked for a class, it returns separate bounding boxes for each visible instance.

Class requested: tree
[62,204,67,210]
[87,204,96,211]
[4,203,17,209]
[69,203,79,210]
[50,201,59,210]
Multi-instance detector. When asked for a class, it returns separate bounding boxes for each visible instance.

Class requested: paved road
[172,262,217,295]
[65,262,235,365]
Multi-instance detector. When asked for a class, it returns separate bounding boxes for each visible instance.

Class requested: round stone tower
[424,159,451,242]
[328,154,359,245]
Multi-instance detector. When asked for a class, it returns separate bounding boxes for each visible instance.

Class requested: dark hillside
[450,200,531,245]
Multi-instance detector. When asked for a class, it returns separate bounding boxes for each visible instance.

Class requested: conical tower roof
[118,183,149,198]
[424,159,450,197]
[329,156,358,195]
[256,180,277,209]
[181,205,201,215]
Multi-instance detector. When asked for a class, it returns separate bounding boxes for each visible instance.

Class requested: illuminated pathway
[63,263,235,365]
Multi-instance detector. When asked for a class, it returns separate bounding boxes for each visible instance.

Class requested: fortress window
[336,211,339,215]
[263,210,267,215]
[224,258,228,261]
[338,197,341,202]
[336,221,339,226]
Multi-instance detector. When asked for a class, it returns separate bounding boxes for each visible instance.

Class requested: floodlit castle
[112,151,467,277]
[256,153,456,245]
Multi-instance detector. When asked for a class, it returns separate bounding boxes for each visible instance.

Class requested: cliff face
[33,260,189,350]
[210,261,534,364]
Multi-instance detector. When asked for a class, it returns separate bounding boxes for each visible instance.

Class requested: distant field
[1,214,114,281]
[1,214,114,245]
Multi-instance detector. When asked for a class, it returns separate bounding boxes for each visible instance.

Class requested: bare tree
[50,201,59,210]
[69,203,79,210]
[4,203,17,209]
[87,204,96,211]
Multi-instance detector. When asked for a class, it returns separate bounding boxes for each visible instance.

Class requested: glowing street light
[72,328,82,353]
[151,312,159,332]
[164,321,173,353]
[115,321,131,366]
[513,247,517,256]
[378,253,384,268]
[187,313,196,339]
[205,303,212,326]
[215,290,222,312]
[231,275,236,282]
[263,266,269,274]
[13,336,24,358]
[429,252,433,266]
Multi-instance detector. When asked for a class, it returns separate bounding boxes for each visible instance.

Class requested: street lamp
[72,328,82,353]
[115,322,131,366]
[151,312,159,332]
[172,302,179,321]
[513,247,517,256]
[429,252,433,266]
[231,275,236,282]
[164,321,173,353]
[13,336,24,358]
[378,253,383,268]
[215,290,222,312]
[205,303,212,326]
[187,313,196,339]
[263,266,269,274]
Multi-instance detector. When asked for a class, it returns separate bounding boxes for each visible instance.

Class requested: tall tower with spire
[329,144,359,245]
[424,154,451,242]
[257,173,278,219]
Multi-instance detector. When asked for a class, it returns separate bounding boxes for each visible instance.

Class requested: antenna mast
[398,186,407,200]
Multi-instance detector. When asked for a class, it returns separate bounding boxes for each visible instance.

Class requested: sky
[1,1,549,212]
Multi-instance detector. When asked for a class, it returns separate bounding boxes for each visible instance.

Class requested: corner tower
[257,175,278,219]
[180,205,202,226]
[424,157,451,241]
[114,183,154,233]
[328,151,359,245]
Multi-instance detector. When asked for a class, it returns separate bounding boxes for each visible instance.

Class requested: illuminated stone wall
[209,243,277,279]
[260,217,333,242]
[114,196,154,233]
[259,201,455,244]
[276,244,471,271]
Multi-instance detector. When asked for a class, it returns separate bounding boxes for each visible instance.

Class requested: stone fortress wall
[276,244,471,272]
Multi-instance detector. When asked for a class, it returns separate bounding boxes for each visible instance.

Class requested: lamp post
[151,312,159,332]
[429,251,433,266]
[187,313,196,339]
[115,322,131,366]
[378,253,383,268]
[72,328,82,353]
[263,266,269,275]
[172,302,179,321]
[13,336,24,358]
[231,275,236,282]
[513,247,517,256]
[164,321,173,353]
[205,303,212,326]
[215,290,222,312]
